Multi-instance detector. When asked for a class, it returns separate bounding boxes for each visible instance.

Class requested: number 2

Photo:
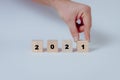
[35,45,39,50]
[65,44,69,49]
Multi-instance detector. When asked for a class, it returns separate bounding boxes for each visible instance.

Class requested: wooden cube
[32,40,43,53]
[62,40,73,53]
[77,41,89,53]
[47,40,58,53]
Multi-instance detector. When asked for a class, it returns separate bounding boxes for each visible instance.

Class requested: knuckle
[84,5,91,12]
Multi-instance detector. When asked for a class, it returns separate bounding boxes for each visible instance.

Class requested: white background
[0,0,120,80]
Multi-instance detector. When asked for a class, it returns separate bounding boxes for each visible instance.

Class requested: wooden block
[77,41,89,53]
[32,40,43,53]
[47,40,58,53]
[62,40,73,53]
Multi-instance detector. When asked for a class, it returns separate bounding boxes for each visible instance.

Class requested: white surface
[0,0,120,80]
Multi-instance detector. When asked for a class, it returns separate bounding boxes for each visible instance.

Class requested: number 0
[50,44,54,49]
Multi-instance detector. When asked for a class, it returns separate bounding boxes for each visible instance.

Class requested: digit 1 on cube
[77,41,89,53]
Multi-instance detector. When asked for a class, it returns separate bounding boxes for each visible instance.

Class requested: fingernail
[74,36,79,42]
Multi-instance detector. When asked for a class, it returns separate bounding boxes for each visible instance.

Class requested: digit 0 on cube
[47,40,58,53]
[32,40,43,53]
[62,40,73,53]
[77,41,89,53]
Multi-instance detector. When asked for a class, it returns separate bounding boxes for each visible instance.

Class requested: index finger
[82,11,92,41]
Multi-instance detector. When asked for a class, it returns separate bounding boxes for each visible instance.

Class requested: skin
[33,0,92,42]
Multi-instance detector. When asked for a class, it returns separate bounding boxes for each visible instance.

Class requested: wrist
[50,0,71,10]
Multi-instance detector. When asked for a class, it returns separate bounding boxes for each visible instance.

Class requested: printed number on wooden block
[77,41,89,53]
[62,40,73,53]
[47,40,58,53]
[32,40,43,53]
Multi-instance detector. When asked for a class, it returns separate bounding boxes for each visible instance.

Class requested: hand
[51,0,92,42]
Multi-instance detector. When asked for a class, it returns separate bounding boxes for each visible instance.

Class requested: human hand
[51,0,92,42]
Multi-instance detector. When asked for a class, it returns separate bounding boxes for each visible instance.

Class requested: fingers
[79,25,84,32]
[76,18,84,33]
[68,20,79,42]
[82,9,92,41]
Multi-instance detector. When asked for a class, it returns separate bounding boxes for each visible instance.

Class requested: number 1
[82,44,84,49]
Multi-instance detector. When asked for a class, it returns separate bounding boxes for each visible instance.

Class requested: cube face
[32,40,43,53]
[62,40,73,53]
[77,41,89,53]
[47,40,58,53]
[32,40,89,53]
